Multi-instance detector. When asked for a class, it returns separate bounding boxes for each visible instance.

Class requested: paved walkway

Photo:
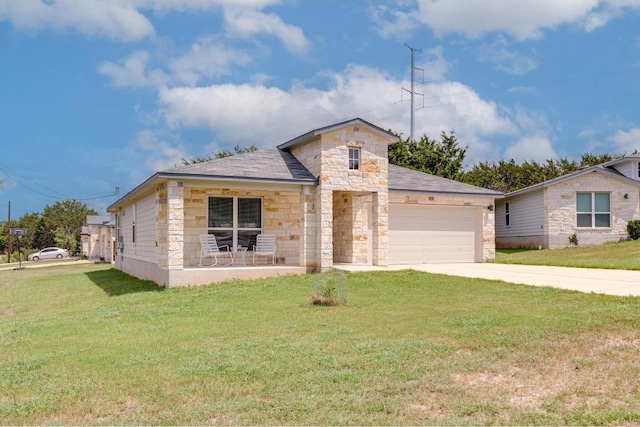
[335,263,640,297]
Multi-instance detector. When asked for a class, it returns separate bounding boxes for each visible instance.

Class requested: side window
[505,202,510,226]
[576,192,610,228]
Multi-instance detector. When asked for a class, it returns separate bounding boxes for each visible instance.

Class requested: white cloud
[155,64,529,167]
[169,37,252,86]
[132,129,188,172]
[379,0,640,40]
[98,51,166,87]
[478,37,538,75]
[609,128,640,152]
[0,0,155,41]
[223,8,311,55]
[504,135,557,162]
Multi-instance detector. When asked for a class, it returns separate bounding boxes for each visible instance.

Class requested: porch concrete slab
[334,263,640,297]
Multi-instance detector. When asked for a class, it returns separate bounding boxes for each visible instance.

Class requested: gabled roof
[163,147,316,184]
[505,163,640,198]
[389,164,503,197]
[277,117,397,151]
[108,148,316,211]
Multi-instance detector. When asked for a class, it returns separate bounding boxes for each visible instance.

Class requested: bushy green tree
[388,131,467,180]
[40,200,97,250]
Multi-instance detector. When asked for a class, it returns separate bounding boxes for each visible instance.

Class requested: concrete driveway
[336,263,640,297]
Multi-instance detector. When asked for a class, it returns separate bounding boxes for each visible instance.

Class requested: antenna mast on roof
[402,43,424,142]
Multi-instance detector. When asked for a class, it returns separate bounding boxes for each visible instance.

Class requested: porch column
[167,181,184,271]
[300,186,318,269]
[318,187,333,272]
[372,190,388,266]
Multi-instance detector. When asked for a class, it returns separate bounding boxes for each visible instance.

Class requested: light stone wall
[389,191,497,261]
[291,124,393,270]
[182,184,304,266]
[546,174,640,248]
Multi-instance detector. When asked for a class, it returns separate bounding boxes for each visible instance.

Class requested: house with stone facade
[495,155,640,249]
[108,118,502,287]
[81,214,116,261]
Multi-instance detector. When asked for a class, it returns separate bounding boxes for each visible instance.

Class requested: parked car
[28,247,69,261]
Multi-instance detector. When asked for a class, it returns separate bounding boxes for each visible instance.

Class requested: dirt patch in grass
[408,329,640,423]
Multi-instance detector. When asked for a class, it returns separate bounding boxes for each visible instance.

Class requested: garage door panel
[389,205,479,264]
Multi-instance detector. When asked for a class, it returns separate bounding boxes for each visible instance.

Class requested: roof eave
[390,187,504,198]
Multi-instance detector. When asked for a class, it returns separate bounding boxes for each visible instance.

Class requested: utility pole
[403,43,423,142]
[7,201,11,263]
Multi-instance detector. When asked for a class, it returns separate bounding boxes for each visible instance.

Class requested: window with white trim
[208,196,262,250]
[576,192,610,227]
[505,202,510,226]
[348,147,360,170]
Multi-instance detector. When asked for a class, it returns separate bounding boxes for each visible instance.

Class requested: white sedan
[28,247,69,261]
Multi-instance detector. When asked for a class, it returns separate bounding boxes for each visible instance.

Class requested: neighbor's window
[637,162,640,179]
[208,196,262,250]
[576,192,610,228]
[505,202,510,226]
[132,203,137,243]
[348,147,360,170]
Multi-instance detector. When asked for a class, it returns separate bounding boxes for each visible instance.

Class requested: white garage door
[389,205,479,264]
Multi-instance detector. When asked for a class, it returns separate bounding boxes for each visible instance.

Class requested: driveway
[336,263,640,297]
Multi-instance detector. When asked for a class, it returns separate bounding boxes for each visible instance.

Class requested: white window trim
[576,192,610,228]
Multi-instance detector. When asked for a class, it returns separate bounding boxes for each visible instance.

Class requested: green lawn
[2,263,640,425]
[495,239,640,270]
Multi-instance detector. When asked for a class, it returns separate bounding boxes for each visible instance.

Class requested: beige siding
[496,190,545,238]
[610,160,638,180]
[133,193,157,262]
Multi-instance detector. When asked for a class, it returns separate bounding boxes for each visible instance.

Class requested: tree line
[1,199,97,261]
[183,132,619,194]
[389,132,619,193]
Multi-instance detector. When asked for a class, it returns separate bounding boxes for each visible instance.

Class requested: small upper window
[348,148,360,170]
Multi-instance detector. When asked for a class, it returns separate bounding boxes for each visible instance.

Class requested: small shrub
[627,220,640,240]
[312,270,347,306]
[568,233,578,246]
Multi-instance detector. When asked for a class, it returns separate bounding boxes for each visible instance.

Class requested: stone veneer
[181,184,304,267]
[290,125,394,270]
[545,174,640,248]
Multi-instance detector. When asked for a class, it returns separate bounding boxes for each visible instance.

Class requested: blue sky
[1,0,640,219]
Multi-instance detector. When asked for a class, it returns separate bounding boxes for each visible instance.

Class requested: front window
[208,196,262,250]
[348,148,360,170]
[576,192,610,228]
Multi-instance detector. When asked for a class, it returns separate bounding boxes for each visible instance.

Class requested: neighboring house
[495,155,640,249]
[107,118,502,287]
[81,215,116,261]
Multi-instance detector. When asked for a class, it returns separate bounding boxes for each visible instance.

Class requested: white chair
[253,234,276,265]
[198,234,233,267]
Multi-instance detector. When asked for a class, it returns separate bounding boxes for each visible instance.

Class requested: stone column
[167,181,184,270]
[318,186,334,272]
[300,186,318,268]
[372,191,388,266]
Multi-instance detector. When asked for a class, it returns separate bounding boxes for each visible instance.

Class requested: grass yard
[1,263,640,425]
[495,239,640,270]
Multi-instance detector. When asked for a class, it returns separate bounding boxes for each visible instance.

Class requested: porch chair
[253,234,276,265]
[198,234,234,267]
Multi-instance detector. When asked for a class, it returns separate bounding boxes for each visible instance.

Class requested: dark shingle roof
[388,164,503,197]
[164,147,316,184]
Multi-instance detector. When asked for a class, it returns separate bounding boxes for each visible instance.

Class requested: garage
[388,204,481,264]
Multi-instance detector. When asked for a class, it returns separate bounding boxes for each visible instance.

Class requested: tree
[40,200,97,251]
[182,144,258,165]
[463,153,624,193]
[388,131,467,180]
